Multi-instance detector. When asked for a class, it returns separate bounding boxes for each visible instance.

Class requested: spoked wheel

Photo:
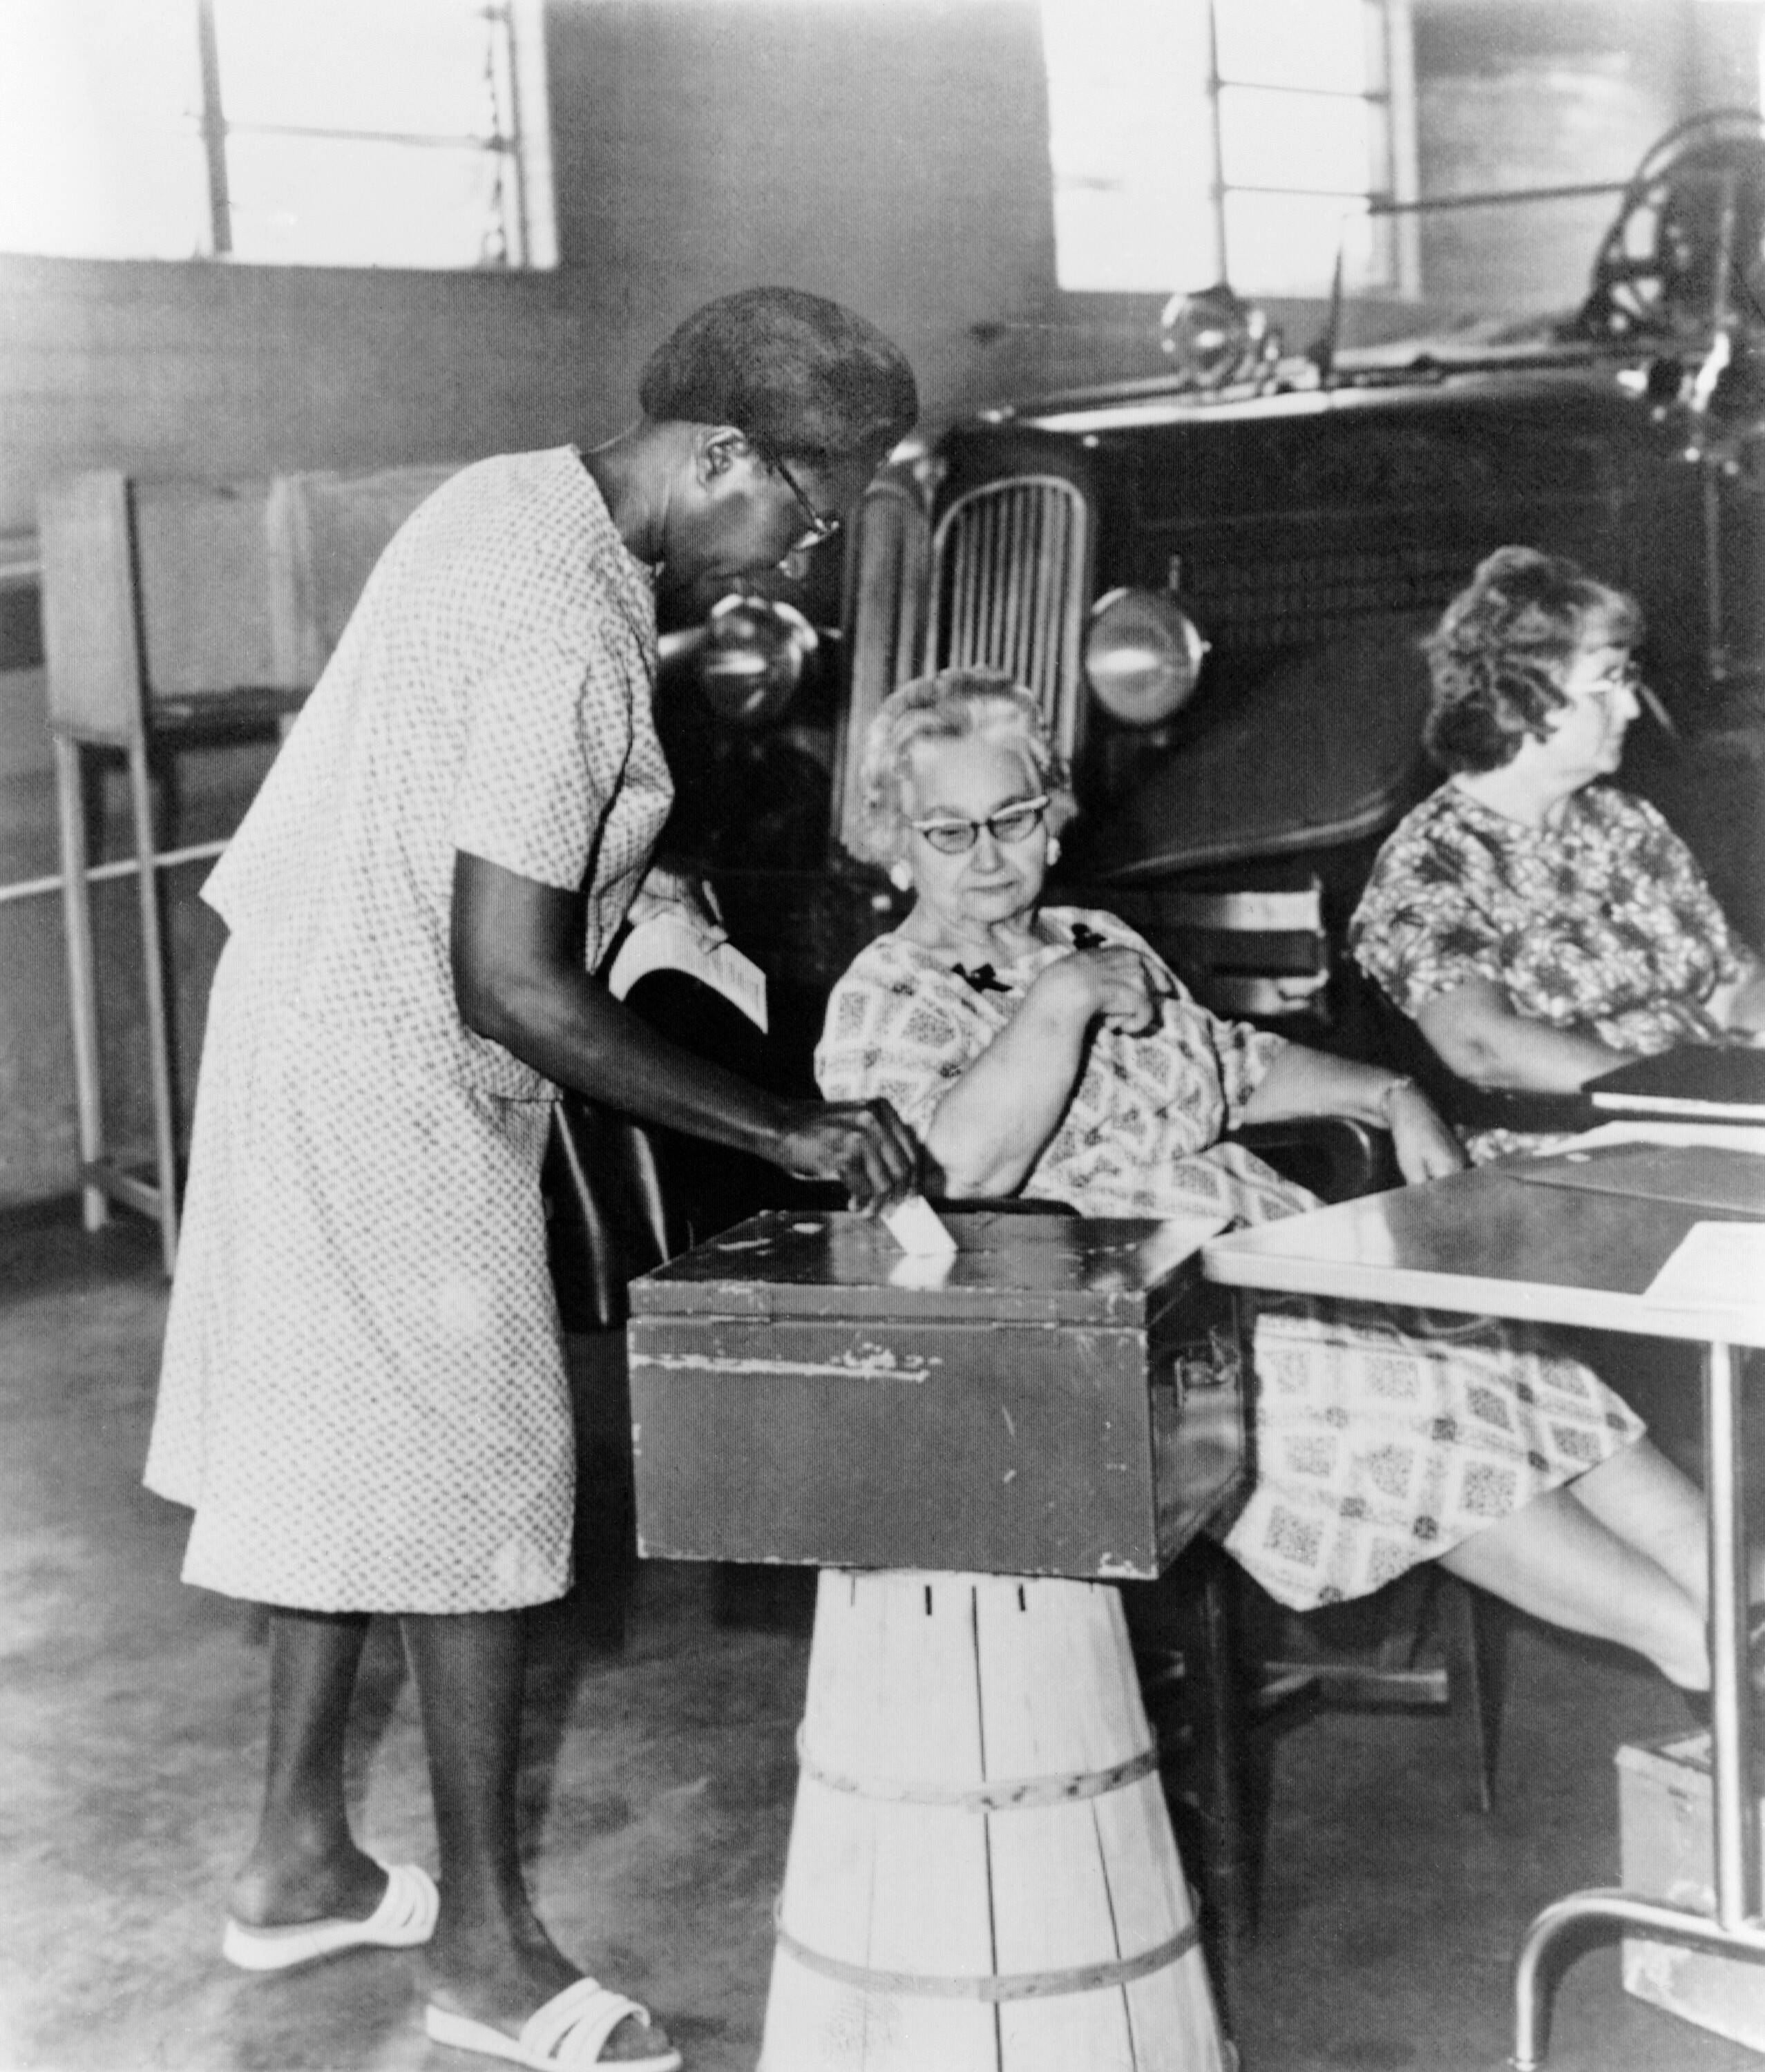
[1573,108,1765,343]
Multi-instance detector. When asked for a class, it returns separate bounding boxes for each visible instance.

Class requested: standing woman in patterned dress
[144,289,919,2072]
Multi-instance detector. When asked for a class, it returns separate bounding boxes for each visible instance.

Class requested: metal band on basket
[773,1915,1199,2001]
[796,1726,1161,1809]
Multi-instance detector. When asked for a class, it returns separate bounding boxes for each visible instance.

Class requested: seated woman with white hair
[815,665,1752,1700]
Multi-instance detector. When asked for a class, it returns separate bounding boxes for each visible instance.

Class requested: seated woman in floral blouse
[817,664,1749,1700]
[1350,545,1765,1160]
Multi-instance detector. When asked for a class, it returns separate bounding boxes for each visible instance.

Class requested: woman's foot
[229,1834,390,1929]
[422,1916,676,2066]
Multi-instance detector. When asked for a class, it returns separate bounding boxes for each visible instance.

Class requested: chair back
[1093,876,1332,1030]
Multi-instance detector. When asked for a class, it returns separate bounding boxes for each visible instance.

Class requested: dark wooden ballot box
[626,1207,1244,1581]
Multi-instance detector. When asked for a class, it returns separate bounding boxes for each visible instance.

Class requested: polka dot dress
[145,450,668,1613]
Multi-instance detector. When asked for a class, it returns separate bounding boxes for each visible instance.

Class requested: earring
[1046,834,1062,866]
[888,858,914,892]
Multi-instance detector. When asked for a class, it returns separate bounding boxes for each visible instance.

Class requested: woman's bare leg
[1438,1482,1708,1690]
[406,1610,672,2067]
[1569,1434,1765,1609]
[229,1606,388,1926]
[1565,1439,1712,1607]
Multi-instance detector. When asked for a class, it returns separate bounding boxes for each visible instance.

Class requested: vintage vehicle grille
[926,477,1091,756]
[1179,537,1529,651]
[834,473,1089,860]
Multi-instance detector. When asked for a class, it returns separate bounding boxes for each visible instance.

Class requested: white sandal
[222,1860,439,1971]
[425,1977,683,2071]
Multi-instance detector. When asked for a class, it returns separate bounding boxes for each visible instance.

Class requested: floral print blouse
[815,905,1315,1228]
[1349,781,1748,1055]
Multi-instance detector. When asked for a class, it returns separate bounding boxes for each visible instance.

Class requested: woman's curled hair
[854,669,1076,865]
[1422,546,1643,773]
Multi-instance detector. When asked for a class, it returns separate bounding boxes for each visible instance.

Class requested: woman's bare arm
[1415,977,1639,1091]
[1240,1043,1465,1181]
[452,851,918,1208]
[925,949,1159,1197]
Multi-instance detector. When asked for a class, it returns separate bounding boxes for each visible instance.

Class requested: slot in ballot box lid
[626,1208,1243,1579]
[626,1206,1228,1325]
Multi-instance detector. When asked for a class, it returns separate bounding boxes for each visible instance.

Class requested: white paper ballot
[882,1194,959,1256]
[1645,1221,1765,1327]
[888,1251,956,1291]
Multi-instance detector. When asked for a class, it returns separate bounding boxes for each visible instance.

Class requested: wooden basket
[759,1570,1230,2071]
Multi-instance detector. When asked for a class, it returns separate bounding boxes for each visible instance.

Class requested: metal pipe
[497,0,532,269]
[1513,1889,1765,2070]
[194,0,232,257]
[53,736,107,1235]
[0,838,226,912]
[1706,1338,1755,1926]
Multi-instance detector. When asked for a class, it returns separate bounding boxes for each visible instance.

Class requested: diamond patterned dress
[145,450,669,1613]
[815,908,1644,1609]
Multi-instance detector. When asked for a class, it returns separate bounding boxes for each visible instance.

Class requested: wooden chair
[1127,1112,1502,2010]
[1085,876,1336,1040]
[1158,879,1334,1028]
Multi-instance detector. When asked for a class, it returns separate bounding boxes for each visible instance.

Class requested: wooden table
[1200,1160,1765,2070]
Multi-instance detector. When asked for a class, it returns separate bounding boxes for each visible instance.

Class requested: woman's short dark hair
[1422,546,1644,773]
[639,287,918,470]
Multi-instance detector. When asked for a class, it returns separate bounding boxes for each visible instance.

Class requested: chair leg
[1126,1548,1251,2023]
[1197,1548,1253,1970]
[1436,1571,1499,1813]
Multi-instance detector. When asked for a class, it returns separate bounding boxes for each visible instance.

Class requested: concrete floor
[4,1205,1764,2072]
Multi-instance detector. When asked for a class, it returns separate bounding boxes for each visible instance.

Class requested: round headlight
[696,594,819,727]
[1083,588,1210,727]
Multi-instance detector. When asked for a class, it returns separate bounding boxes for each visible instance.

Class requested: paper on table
[882,1194,959,1256]
[1645,1222,1765,1325]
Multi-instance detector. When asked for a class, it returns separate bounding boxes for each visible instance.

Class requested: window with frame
[0,0,555,269]
[1041,0,1415,299]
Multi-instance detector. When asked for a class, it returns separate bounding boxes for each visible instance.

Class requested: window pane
[225,133,511,267]
[1052,186,1220,296]
[1042,0,1217,292]
[1214,0,1375,95]
[212,0,506,137]
[0,0,209,258]
[1224,188,1377,296]
[1219,86,1374,195]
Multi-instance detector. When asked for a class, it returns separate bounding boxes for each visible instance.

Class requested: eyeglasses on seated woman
[814,664,1765,1710]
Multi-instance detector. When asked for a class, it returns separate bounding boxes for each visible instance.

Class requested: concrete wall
[0,0,1755,1211]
